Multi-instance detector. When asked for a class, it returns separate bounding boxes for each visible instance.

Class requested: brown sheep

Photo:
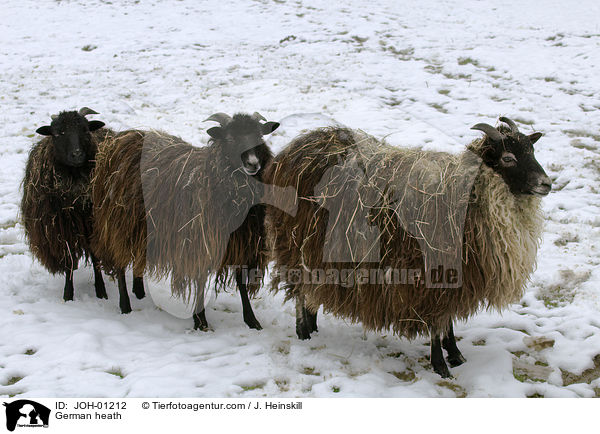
[91,112,280,328]
[264,117,551,377]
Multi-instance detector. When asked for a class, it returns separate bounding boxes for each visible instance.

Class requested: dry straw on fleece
[265,127,544,338]
[92,129,270,307]
[21,128,115,274]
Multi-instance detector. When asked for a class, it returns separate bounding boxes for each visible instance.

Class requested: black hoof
[132,278,145,300]
[244,316,263,330]
[296,323,312,340]
[95,286,108,300]
[193,312,211,331]
[447,353,466,368]
[120,303,132,314]
[63,295,73,302]
[433,362,452,379]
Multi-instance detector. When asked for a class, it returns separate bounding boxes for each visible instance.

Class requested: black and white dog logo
[3,400,50,431]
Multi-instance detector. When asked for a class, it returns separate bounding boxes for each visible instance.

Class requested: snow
[1,0,600,397]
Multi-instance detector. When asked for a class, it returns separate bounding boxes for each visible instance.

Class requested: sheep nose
[243,162,260,176]
[71,150,84,159]
[531,174,552,196]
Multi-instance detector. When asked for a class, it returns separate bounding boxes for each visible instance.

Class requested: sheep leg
[91,255,108,299]
[295,295,312,340]
[116,269,132,314]
[236,268,262,330]
[192,309,211,331]
[442,321,466,367]
[305,307,318,333]
[430,332,451,378]
[63,271,74,302]
[132,275,145,300]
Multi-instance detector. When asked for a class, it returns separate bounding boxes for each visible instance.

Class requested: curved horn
[499,116,519,134]
[79,107,99,117]
[204,112,232,127]
[51,114,58,121]
[471,123,503,142]
[252,112,267,122]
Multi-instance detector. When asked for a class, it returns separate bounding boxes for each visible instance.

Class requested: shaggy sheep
[91,112,280,328]
[21,107,114,303]
[264,117,552,377]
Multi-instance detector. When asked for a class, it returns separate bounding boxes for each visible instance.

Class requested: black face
[35,111,105,168]
[207,113,278,176]
[476,123,552,197]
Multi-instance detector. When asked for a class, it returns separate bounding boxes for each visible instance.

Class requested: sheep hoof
[244,316,263,330]
[132,278,145,300]
[433,363,452,379]
[193,312,212,331]
[95,286,108,299]
[120,304,132,314]
[296,324,312,340]
[447,353,466,368]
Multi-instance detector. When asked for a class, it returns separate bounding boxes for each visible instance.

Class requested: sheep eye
[501,154,516,164]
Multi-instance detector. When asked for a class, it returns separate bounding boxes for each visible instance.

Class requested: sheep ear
[36,125,53,136]
[261,122,280,135]
[207,127,224,139]
[88,120,105,132]
[528,132,542,145]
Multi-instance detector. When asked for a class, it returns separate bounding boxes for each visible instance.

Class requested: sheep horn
[204,112,232,126]
[252,112,267,122]
[471,123,503,142]
[79,107,99,117]
[50,114,58,121]
[499,116,519,134]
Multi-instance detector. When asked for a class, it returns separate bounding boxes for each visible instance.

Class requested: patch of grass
[241,383,265,391]
[538,269,591,308]
[472,339,486,346]
[564,129,600,142]
[275,378,289,392]
[302,367,320,376]
[527,392,544,398]
[6,376,23,386]
[81,44,97,52]
[424,64,443,74]
[387,352,404,358]
[437,380,467,397]
[391,370,416,382]
[383,45,414,60]
[554,233,580,247]
[351,35,369,44]
[513,358,551,383]
[512,117,534,126]
[457,57,480,67]
[24,349,36,356]
[437,89,450,95]
[562,354,600,386]
[543,76,558,82]
[332,386,340,393]
[429,102,448,114]
[106,368,124,379]
[571,140,598,151]
[442,71,471,80]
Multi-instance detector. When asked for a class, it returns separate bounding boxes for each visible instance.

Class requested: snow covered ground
[1,0,599,397]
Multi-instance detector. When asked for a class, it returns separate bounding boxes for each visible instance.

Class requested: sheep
[91,112,281,328]
[264,117,552,377]
[20,107,115,303]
